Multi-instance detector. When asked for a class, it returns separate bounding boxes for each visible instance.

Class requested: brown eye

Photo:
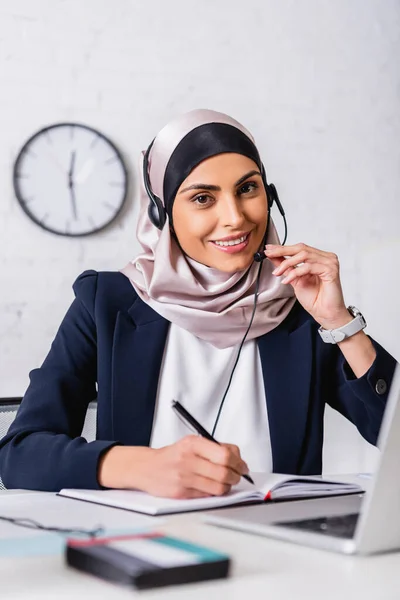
[238,182,258,195]
[192,194,214,207]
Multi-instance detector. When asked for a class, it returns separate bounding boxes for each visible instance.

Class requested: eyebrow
[178,169,262,194]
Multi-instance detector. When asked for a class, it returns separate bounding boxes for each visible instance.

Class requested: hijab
[121,109,295,349]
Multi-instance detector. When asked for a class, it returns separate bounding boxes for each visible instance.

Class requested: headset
[143,140,287,243]
[143,140,167,230]
[143,139,288,435]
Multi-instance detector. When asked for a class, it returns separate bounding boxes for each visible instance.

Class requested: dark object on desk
[172,400,255,485]
[66,532,230,589]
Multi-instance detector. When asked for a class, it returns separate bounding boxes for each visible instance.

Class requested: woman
[0,109,396,496]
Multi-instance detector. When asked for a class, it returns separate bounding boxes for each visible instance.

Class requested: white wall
[0,0,399,473]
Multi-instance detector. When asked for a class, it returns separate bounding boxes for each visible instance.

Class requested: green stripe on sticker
[152,535,229,563]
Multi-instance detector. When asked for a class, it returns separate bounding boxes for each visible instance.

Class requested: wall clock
[13,123,128,237]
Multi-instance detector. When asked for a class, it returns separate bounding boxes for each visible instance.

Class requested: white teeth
[214,234,247,247]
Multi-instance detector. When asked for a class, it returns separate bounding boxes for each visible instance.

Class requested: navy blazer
[0,270,397,491]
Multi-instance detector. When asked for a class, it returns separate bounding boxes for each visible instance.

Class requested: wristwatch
[318,306,367,344]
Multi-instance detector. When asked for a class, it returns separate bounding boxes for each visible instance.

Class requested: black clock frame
[13,122,129,237]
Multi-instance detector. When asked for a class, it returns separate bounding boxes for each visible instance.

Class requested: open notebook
[58,473,364,516]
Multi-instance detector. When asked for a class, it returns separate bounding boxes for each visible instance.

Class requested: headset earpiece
[147,196,166,230]
[267,183,285,218]
[255,164,288,259]
[260,162,284,218]
[143,140,167,230]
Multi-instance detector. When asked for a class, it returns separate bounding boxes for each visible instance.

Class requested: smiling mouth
[209,232,251,254]
[212,233,250,247]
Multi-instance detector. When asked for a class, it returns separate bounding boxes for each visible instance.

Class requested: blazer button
[375,379,387,395]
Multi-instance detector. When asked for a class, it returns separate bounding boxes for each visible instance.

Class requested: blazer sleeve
[325,335,398,445]
[0,271,118,492]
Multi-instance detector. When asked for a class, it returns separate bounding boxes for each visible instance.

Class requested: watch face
[348,305,363,319]
[13,123,128,237]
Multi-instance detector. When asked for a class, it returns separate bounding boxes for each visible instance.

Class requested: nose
[218,195,246,228]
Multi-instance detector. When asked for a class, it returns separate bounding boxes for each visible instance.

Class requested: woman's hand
[265,242,352,330]
[265,242,377,378]
[98,436,249,498]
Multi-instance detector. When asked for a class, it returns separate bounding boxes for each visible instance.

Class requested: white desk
[1,489,399,600]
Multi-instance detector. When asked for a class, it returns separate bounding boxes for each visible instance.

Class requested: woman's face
[172,153,269,273]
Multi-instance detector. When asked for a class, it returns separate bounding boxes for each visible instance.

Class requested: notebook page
[59,486,264,515]
[252,473,364,500]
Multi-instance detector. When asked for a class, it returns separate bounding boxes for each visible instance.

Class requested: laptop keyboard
[275,512,360,539]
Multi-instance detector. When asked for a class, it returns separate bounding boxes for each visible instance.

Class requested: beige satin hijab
[121,109,295,349]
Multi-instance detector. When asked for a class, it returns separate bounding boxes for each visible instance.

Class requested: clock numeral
[70,125,75,140]
[45,131,53,145]
[15,173,30,179]
[22,196,34,204]
[40,213,49,224]
[87,216,96,229]
[103,202,116,211]
[65,220,71,234]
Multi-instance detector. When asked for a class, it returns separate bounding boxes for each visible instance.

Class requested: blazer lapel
[111,298,169,445]
[257,317,313,474]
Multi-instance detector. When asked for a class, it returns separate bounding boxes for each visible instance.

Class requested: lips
[211,232,251,245]
[210,231,251,254]
[213,233,249,247]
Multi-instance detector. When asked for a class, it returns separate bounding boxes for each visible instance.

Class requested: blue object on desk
[0,528,150,558]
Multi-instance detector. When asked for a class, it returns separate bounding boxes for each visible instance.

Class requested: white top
[149,324,272,472]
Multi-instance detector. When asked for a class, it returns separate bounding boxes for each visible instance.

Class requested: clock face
[13,123,128,236]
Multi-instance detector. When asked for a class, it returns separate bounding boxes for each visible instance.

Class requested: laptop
[205,365,400,555]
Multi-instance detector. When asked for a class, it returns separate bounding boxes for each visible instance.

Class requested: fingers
[283,261,339,286]
[189,436,248,476]
[189,454,242,486]
[280,262,315,285]
[265,242,329,258]
[265,244,340,285]
[223,443,242,460]
[271,251,327,274]
[186,474,232,497]
[180,448,245,496]
[181,463,238,496]
[160,436,250,498]
[266,243,338,263]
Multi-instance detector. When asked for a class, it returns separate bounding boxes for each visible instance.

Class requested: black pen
[171,400,254,485]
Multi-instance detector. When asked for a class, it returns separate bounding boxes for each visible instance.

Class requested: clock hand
[68,151,78,220]
[68,181,78,220]
[68,151,76,180]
